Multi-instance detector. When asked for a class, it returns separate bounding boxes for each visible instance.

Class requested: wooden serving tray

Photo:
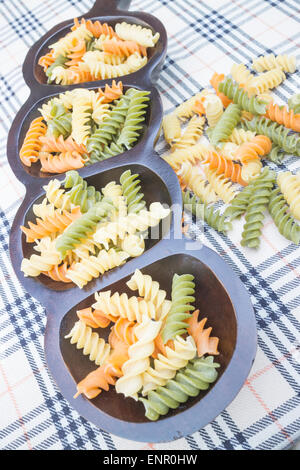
[8,0,257,443]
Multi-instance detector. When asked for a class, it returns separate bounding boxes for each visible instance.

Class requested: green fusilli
[269,188,300,244]
[63,170,101,212]
[242,116,300,156]
[161,273,195,344]
[265,145,284,164]
[224,185,254,221]
[55,199,113,257]
[182,190,232,233]
[116,88,150,149]
[100,142,124,159]
[47,112,72,139]
[139,356,220,421]
[86,96,130,162]
[210,103,242,146]
[46,54,68,82]
[218,76,267,115]
[241,168,276,248]
[119,169,146,214]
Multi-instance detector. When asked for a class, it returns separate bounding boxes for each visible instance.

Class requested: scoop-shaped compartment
[44,244,256,442]
[23,6,167,88]
[19,162,174,293]
[8,83,162,182]
[60,254,236,421]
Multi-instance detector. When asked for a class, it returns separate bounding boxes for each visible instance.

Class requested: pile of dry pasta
[66,269,220,421]
[38,18,159,85]
[19,82,150,173]
[20,169,170,287]
[162,53,300,248]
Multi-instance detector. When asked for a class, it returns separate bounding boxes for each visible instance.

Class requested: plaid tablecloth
[0,0,299,451]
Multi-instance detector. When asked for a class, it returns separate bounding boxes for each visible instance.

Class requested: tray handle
[86,0,132,16]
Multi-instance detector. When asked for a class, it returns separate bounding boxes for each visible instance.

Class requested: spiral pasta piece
[204,167,236,203]
[247,68,286,94]
[126,269,170,320]
[174,92,204,120]
[19,117,47,167]
[162,113,181,144]
[55,199,113,258]
[171,116,205,151]
[115,317,162,399]
[83,51,147,80]
[210,103,242,146]
[71,100,92,145]
[268,188,300,244]
[224,185,254,220]
[252,53,296,73]
[231,63,254,88]
[72,17,117,39]
[265,102,300,132]
[66,248,129,288]
[161,274,195,344]
[204,150,247,186]
[116,88,150,149]
[77,307,115,329]
[86,96,130,161]
[227,128,256,145]
[210,72,232,107]
[234,135,272,182]
[242,116,300,156]
[43,262,72,283]
[38,51,55,71]
[97,80,123,103]
[119,169,146,214]
[39,97,67,121]
[218,77,267,115]
[21,238,62,277]
[48,112,72,139]
[110,317,137,346]
[21,206,81,243]
[83,50,124,67]
[50,64,93,85]
[40,135,87,155]
[139,356,220,421]
[93,291,155,322]
[121,234,145,258]
[277,171,300,221]
[65,320,110,366]
[115,22,160,48]
[177,163,217,203]
[182,190,232,233]
[241,168,276,248]
[218,141,239,160]
[142,335,196,395]
[102,37,146,57]
[187,310,219,357]
[75,340,129,399]
[93,202,170,247]
[49,24,92,58]
[200,93,224,127]
[44,54,69,82]
[65,38,86,66]
[63,181,102,214]
[102,181,123,207]
[163,143,210,170]
[40,151,86,173]
[44,179,72,211]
